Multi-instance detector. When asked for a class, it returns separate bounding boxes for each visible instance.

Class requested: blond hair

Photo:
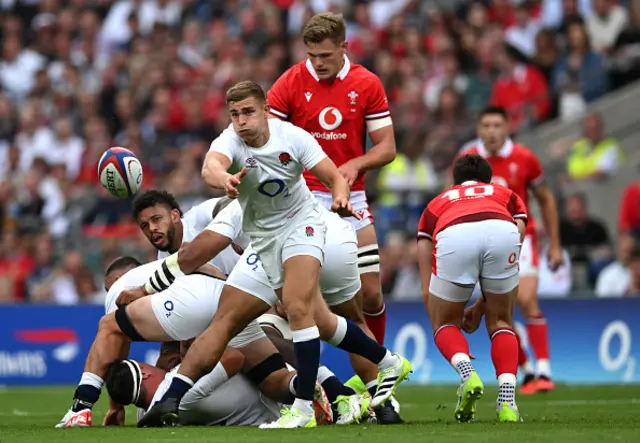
[302,12,346,46]
[225,80,267,104]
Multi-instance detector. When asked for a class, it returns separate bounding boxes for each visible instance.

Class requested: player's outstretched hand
[547,245,563,272]
[224,168,246,199]
[116,286,147,307]
[331,197,361,219]
[103,407,125,426]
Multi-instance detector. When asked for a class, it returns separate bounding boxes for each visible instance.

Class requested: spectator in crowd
[532,28,560,83]
[619,175,640,236]
[553,20,609,120]
[559,192,613,284]
[586,0,629,54]
[567,113,625,180]
[610,0,640,88]
[596,234,640,297]
[490,43,551,133]
[505,2,542,58]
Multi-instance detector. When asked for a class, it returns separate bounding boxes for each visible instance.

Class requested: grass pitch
[1,384,639,443]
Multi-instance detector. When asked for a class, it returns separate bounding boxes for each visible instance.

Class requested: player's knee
[220,347,245,378]
[282,299,311,323]
[486,319,512,336]
[361,280,383,312]
[517,290,541,317]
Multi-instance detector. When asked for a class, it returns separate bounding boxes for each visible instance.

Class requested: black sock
[336,319,386,364]
[367,385,377,399]
[293,338,320,401]
[72,385,101,412]
[160,375,193,403]
[321,376,356,403]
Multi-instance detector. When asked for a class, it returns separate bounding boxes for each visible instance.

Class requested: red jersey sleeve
[507,190,528,223]
[525,150,544,187]
[365,76,391,124]
[267,71,292,120]
[417,205,437,241]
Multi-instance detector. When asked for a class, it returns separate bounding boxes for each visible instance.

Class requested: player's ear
[264,103,270,116]
[170,209,181,223]
[340,41,348,52]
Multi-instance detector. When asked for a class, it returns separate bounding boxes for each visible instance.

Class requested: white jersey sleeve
[206,200,249,249]
[289,125,327,171]
[183,198,219,232]
[104,260,163,314]
[208,127,238,164]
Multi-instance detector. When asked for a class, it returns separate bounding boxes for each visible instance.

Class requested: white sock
[522,360,535,376]
[79,372,104,390]
[537,359,551,378]
[316,366,334,384]
[189,363,227,398]
[327,315,347,346]
[378,351,399,371]
[293,398,314,416]
[497,373,517,408]
[451,353,474,382]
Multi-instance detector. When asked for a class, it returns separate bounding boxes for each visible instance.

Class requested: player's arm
[416,207,436,314]
[266,72,291,120]
[351,125,396,173]
[528,156,562,268]
[507,190,528,243]
[202,150,233,189]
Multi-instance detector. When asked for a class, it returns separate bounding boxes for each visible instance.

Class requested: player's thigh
[518,234,539,278]
[227,247,279,308]
[479,220,522,294]
[431,224,482,293]
[517,275,541,315]
[148,276,221,341]
[429,291,469,332]
[214,283,273,339]
[320,234,361,307]
[124,296,174,342]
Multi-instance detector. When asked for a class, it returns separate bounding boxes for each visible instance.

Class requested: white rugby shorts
[429,219,522,303]
[149,273,265,346]
[227,211,360,307]
[249,206,326,290]
[312,190,373,231]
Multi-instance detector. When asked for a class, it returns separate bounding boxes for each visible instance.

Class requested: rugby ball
[98,147,143,198]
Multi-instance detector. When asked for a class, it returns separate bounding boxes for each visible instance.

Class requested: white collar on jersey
[477,137,514,158]
[305,55,351,82]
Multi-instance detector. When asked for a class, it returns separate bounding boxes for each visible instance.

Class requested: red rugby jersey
[267,56,391,192]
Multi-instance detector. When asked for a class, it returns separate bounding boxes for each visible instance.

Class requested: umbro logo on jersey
[304,92,312,102]
[245,157,258,168]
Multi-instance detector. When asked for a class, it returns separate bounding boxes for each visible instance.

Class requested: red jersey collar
[305,55,351,82]
[477,138,514,158]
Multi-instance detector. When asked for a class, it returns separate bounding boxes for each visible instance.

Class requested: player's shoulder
[348,63,381,83]
[210,124,240,149]
[510,143,537,160]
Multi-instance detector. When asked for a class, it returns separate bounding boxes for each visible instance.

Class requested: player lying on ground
[268,12,397,347]
[138,80,411,429]
[121,196,404,424]
[56,257,331,428]
[417,153,526,423]
[461,106,561,393]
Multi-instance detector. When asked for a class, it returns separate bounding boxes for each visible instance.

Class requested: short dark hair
[478,105,508,122]
[105,256,141,279]
[225,80,266,105]
[132,189,183,220]
[452,154,493,185]
[104,361,136,406]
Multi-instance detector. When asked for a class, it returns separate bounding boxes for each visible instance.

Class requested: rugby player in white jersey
[138,81,411,429]
[55,256,314,428]
[104,358,281,427]
[126,197,403,424]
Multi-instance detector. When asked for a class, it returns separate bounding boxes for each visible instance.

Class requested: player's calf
[518,276,552,385]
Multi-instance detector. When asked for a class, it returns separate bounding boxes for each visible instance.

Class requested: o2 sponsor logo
[258,179,290,199]
[164,300,174,318]
[246,253,259,271]
[392,322,432,384]
[599,321,635,382]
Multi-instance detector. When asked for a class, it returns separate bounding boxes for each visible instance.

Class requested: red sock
[364,305,386,345]
[491,328,519,378]
[433,325,469,362]
[516,332,529,367]
[526,313,550,360]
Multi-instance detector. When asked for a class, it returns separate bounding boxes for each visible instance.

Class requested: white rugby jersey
[104,260,163,314]
[157,198,240,276]
[205,200,249,250]
[208,119,327,236]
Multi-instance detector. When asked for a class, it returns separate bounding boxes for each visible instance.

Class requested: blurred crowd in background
[0,0,639,304]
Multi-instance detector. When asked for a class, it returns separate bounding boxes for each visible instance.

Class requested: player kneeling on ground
[417,154,526,423]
